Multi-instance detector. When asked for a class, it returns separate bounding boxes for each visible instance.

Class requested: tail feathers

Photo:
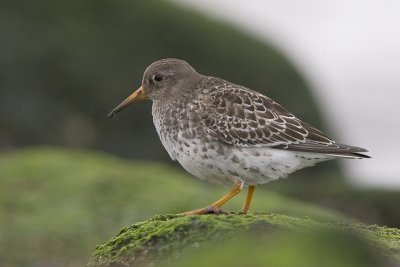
[326,151,371,159]
[325,143,371,159]
[278,141,371,159]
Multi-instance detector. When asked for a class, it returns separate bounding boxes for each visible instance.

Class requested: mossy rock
[89,213,400,267]
[0,147,345,267]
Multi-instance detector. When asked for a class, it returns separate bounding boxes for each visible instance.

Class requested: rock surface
[89,213,400,267]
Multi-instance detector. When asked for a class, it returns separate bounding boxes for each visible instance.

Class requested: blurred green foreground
[0,148,399,267]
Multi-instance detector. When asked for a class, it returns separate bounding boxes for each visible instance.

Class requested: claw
[181,205,227,215]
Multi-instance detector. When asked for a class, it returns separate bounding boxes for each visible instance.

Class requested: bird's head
[107,58,200,119]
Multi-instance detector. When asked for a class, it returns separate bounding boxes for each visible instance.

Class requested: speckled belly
[159,134,332,187]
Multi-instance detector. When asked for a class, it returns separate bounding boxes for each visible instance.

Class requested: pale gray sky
[173,0,400,187]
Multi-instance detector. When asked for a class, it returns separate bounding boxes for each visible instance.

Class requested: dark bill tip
[107,111,116,119]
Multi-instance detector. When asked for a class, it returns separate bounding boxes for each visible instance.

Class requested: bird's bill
[107,86,146,119]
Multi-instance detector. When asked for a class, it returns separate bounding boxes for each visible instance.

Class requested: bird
[107,58,370,215]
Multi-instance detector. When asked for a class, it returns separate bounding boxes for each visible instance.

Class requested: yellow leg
[242,185,255,213]
[182,181,243,215]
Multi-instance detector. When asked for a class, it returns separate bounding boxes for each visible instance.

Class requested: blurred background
[0,1,399,266]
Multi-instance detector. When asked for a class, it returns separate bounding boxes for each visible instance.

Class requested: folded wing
[196,79,369,158]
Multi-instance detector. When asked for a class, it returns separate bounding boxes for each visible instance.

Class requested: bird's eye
[154,74,163,82]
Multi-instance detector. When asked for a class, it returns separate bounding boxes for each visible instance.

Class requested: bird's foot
[180,205,227,215]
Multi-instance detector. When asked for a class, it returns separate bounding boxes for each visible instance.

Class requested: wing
[196,78,369,158]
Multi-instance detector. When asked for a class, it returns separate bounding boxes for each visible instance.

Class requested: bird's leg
[242,185,255,213]
[182,181,243,215]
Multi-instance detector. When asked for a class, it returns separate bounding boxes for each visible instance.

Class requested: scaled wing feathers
[194,78,369,156]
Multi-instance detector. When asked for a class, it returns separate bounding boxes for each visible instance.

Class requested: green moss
[2,147,400,267]
[0,147,347,267]
[3,147,399,267]
[89,213,400,267]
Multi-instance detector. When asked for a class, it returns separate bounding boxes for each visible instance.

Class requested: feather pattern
[191,77,369,158]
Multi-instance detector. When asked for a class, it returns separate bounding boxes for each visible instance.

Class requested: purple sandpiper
[107,58,370,215]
